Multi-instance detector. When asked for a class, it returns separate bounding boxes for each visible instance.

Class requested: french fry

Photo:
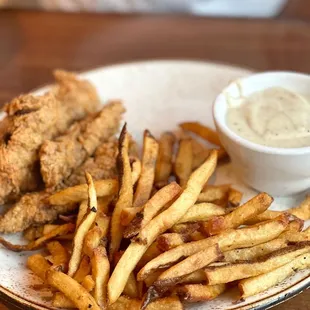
[43,224,61,235]
[144,270,166,287]
[84,213,110,257]
[92,245,110,309]
[131,157,142,186]
[170,223,200,235]
[123,272,139,298]
[76,200,88,227]
[177,284,226,302]
[97,196,111,214]
[279,228,310,243]
[179,269,206,284]
[197,184,230,204]
[138,215,289,280]
[124,182,182,238]
[120,207,143,226]
[137,242,162,270]
[174,138,193,187]
[0,223,75,252]
[110,124,134,260]
[52,293,75,308]
[82,275,95,292]
[245,210,281,225]
[73,255,91,283]
[108,296,141,310]
[179,122,222,146]
[227,188,243,207]
[204,242,310,285]
[154,244,222,288]
[239,252,310,298]
[23,226,43,241]
[108,151,218,304]
[157,233,191,252]
[191,139,210,170]
[47,241,69,271]
[68,173,98,276]
[223,238,288,262]
[46,269,100,310]
[189,231,206,241]
[49,179,118,205]
[205,193,273,235]
[289,195,310,220]
[155,132,175,184]
[177,203,226,224]
[27,254,51,282]
[145,296,183,310]
[133,130,159,208]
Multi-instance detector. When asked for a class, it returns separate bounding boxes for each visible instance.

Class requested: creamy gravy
[226,87,310,148]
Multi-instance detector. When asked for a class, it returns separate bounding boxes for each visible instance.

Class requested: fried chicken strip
[40,101,124,190]
[0,71,100,203]
[0,139,119,233]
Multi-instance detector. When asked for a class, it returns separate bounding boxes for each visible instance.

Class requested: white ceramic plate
[0,60,309,310]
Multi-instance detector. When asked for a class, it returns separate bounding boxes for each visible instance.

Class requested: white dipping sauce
[226,87,310,148]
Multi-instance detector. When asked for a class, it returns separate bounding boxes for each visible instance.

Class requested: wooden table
[0,8,309,310]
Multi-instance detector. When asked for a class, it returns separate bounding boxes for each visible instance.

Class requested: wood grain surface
[0,4,309,310]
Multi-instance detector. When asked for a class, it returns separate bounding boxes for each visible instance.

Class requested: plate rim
[1,59,309,310]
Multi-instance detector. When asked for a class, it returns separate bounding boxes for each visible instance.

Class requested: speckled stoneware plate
[0,60,309,310]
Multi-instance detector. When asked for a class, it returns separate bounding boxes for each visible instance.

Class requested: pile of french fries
[1,121,310,310]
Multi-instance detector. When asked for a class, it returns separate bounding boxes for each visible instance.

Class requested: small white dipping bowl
[213,71,310,196]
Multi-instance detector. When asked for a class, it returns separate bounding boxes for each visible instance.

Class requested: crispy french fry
[73,255,91,283]
[157,233,191,252]
[279,228,310,243]
[137,242,162,270]
[124,182,182,238]
[145,296,183,310]
[43,224,61,235]
[84,213,110,257]
[97,196,111,214]
[0,223,75,252]
[120,207,143,226]
[27,254,51,282]
[108,150,218,304]
[52,293,75,308]
[197,184,230,204]
[155,132,175,184]
[227,188,243,207]
[144,270,166,287]
[180,122,222,146]
[123,272,139,298]
[82,275,95,292]
[191,139,210,170]
[133,130,159,208]
[23,226,43,241]
[47,241,69,270]
[289,196,310,220]
[68,173,98,276]
[177,283,226,302]
[174,138,193,187]
[108,296,141,310]
[170,223,200,235]
[179,269,206,284]
[131,157,142,186]
[239,252,310,298]
[154,244,222,288]
[138,214,289,280]
[205,193,273,235]
[189,231,206,241]
[110,124,134,260]
[245,210,281,225]
[205,242,310,285]
[178,203,226,224]
[49,179,118,205]
[46,269,100,310]
[92,245,110,309]
[77,200,88,227]
[223,238,288,262]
